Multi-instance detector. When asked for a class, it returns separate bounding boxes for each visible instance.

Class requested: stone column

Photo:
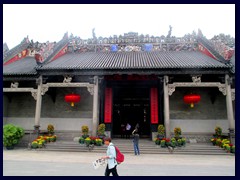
[34,76,43,134]
[92,76,99,136]
[225,74,235,144]
[164,76,170,138]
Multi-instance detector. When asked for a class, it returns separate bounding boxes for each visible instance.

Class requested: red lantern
[65,93,81,107]
[183,94,201,108]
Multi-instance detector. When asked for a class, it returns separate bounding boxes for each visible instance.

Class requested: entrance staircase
[37,138,233,156]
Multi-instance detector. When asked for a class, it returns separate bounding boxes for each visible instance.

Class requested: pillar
[225,74,235,144]
[92,76,99,136]
[164,76,170,138]
[34,76,43,134]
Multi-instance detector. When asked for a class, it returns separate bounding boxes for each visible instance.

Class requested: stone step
[45,145,224,152]
[38,148,232,156]
[44,145,226,151]
[35,139,233,156]
[46,142,223,149]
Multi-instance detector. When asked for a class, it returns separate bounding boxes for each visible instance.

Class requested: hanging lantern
[65,93,81,107]
[183,94,201,108]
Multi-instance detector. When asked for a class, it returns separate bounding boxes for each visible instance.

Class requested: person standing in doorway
[120,123,126,138]
[132,128,140,155]
[101,138,119,176]
[126,123,131,139]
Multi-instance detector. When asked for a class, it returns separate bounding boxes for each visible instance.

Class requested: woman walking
[101,138,119,176]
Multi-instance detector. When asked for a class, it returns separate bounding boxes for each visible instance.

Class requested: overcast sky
[3,4,235,49]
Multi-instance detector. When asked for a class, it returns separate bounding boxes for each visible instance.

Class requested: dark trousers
[105,165,119,176]
[126,130,131,139]
[133,142,140,155]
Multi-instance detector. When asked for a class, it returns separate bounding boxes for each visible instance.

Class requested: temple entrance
[112,87,150,138]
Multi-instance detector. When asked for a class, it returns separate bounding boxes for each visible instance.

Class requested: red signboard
[104,88,112,123]
[150,88,159,124]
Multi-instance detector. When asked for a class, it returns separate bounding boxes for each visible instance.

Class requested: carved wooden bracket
[87,86,94,95]
[31,91,37,100]
[218,85,226,96]
[63,75,72,83]
[168,86,175,96]
[41,87,49,95]
[191,75,201,83]
[10,82,19,88]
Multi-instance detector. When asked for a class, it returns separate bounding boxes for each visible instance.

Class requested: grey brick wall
[169,88,227,119]
[4,86,234,134]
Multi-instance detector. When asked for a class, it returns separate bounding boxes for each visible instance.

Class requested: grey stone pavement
[3,148,235,176]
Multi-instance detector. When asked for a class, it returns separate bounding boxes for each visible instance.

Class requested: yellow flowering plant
[157,124,165,136]
[215,126,222,137]
[47,124,54,135]
[95,138,103,146]
[97,124,106,136]
[174,127,182,138]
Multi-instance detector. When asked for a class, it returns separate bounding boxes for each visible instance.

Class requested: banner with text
[104,88,112,123]
[150,88,159,124]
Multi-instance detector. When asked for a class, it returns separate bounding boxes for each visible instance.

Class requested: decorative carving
[210,34,235,60]
[10,82,19,88]
[192,75,201,83]
[31,91,37,100]
[87,86,94,95]
[92,28,96,39]
[63,76,72,83]
[231,89,235,101]
[67,31,198,53]
[168,86,176,96]
[218,86,226,96]
[167,25,172,38]
[41,87,49,95]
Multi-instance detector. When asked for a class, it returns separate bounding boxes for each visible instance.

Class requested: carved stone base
[34,125,40,135]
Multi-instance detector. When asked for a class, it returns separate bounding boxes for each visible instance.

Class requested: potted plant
[89,136,97,145]
[231,145,235,154]
[154,138,160,145]
[160,139,166,147]
[31,141,38,149]
[171,138,176,148]
[177,139,182,146]
[79,137,85,144]
[214,126,222,138]
[216,138,222,147]
[3,124,25,149]
[95,138,103,146]
[157,124,165,139]
[165,138,171,146]
[174,127,182,140]
[97,123,106,139]
[85,137,91,146]
[47,124,54,135]
[81,125,89,139]
[182,138,186,146]
[211,138,217,145]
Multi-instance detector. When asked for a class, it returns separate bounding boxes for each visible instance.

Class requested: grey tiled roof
[39,51,230,70]
[3,57,37,75]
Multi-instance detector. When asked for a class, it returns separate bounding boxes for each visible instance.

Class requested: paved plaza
[3,148,235,176]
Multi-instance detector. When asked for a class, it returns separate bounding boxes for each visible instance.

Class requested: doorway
[112,87,150,138]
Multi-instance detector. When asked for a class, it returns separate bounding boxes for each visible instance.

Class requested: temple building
[3,28,235,143]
